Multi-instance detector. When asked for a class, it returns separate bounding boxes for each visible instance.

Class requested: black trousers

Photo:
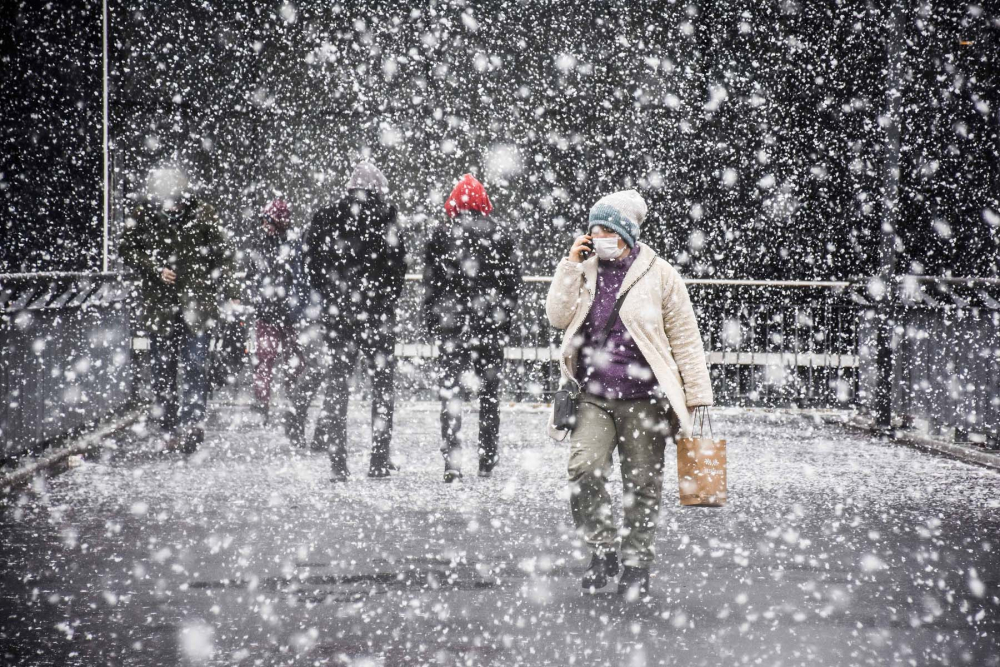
[290,325,396,468]
[438,339,504,461]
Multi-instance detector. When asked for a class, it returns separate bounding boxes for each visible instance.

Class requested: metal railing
[688,282,860,408]
[357,275,864,406]
[1,272,130,311]
[28,269,1000,450]
[1,272,137,459]
[7,268,997,456]
[206,274,866,406]
[857,275,1000,448]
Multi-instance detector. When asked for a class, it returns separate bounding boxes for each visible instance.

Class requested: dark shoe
[478,450,500,478]
[251,403,269,425]
[368,456,392,479]
[329,445,349,481]
[283,410,306,448]
[155,416,179,435]
[180,427,204,455]
[582,551,620,591]
[151,406,178,434]
[443,451,462,483]
[617,566,650,599]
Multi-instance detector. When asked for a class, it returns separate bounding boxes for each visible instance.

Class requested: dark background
[2,0,998,279]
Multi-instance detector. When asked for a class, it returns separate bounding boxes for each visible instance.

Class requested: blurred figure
[248,198,304,423]
[423,174,521,482]
[121,166,239,452]
[545,189,713,598]
[288,161,406,481]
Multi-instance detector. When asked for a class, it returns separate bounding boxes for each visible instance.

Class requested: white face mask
[593,237,623,260]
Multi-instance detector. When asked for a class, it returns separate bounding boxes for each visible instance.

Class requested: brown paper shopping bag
[676,409,727,507]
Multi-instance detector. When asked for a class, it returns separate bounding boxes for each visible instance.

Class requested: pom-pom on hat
[262,199,291,231]
[444,173,493,217]
[588,189,647,248]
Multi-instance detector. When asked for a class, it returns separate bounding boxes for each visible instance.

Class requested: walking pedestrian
[287,161,406,481]
[545,189,713,598]
[248,198,305,423]
[423,173,521,482]
[121,166,240,452]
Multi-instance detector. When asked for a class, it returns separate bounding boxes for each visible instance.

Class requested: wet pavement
[2,403,999,666]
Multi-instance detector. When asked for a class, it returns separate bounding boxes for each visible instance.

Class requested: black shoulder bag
[552,285,634,433]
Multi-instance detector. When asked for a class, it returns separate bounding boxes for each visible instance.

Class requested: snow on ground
[2,403,998,666]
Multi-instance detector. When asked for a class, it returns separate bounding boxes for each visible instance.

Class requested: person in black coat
[288,161,406,480]
[423,173,521,482]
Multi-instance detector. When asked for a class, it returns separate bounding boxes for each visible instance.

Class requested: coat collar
[581,242,657,297]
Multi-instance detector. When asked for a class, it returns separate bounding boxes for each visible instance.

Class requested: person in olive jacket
[120,166,239,452]
[288,161,406,481]
[423,173,521,482]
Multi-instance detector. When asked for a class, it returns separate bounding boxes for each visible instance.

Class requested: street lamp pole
[874,0,906,431]
[101,0,110,272]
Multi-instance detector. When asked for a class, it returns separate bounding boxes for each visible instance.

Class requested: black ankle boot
[478,449,500,477]
[368,454,392,479]
[582,551,620,591]
[251,403,269,425]
[330,447,349,483]
[179,426,204,455]
[617,566,650,598]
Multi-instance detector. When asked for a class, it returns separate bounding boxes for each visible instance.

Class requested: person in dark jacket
[121,166,239,452]
[287,161,406,481]
[248,198,304,422]
[423,173,521,482]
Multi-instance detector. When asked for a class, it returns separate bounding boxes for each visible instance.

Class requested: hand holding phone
[569,234,594,263]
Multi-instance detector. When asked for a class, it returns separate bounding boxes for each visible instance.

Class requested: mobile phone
[580,238,594,258]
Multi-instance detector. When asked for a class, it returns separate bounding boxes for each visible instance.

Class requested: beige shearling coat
[545,243,714,438]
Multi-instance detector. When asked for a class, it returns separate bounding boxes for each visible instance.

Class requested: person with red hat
[248,198,304,423]
[422,174,522,481]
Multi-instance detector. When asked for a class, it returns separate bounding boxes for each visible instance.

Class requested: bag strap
[569,278,638,397]
[593,285,633,350]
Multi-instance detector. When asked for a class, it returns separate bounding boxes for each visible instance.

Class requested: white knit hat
[145,164,191,206]
[588,189,647,247]
[346,160,389,194]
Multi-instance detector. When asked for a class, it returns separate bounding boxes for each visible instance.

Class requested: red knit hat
[262,199,292,231]
[444,174,493,218]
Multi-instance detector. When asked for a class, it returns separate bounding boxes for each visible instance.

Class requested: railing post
[873,301,897,431]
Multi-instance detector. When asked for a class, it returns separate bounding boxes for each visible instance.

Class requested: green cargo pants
[567,393,680,567]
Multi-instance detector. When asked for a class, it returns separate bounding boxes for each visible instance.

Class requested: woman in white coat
[545,189,714,598]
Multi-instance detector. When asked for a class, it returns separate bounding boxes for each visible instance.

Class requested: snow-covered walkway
[2,403,998,666]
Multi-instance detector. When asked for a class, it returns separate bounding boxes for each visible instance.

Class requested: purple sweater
[575,245,658,400]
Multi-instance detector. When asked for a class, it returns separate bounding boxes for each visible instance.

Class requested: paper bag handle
[693,406,713,439]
